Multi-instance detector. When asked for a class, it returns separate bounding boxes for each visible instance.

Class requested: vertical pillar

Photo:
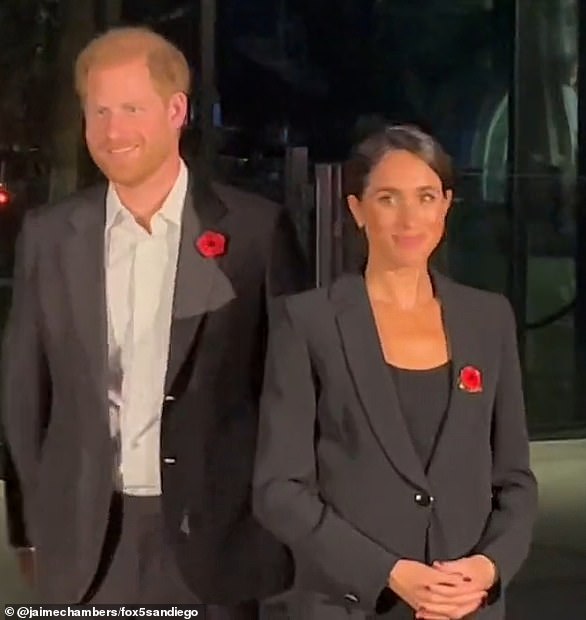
[574,0,586,426]
[507,0,525,359]
[199,0,217,167]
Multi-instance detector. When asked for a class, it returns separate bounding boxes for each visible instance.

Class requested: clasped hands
[388,554,496,620]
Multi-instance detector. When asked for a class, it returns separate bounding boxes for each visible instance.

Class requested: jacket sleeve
[253,298,399,610]
[1,444,31,547]
[473,297,538,589]
[1,212,50,547]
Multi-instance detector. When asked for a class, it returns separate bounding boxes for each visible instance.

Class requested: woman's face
[348,149,452,270]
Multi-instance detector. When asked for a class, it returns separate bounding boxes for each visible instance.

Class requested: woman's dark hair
[343,124,455,199]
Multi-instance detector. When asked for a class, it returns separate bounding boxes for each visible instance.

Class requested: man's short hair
[75,26,191,101]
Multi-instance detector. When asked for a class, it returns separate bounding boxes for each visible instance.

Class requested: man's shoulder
[26,183,106,229]
[211,181,283,219]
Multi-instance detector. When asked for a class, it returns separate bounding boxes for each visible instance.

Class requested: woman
[253,125,537,619]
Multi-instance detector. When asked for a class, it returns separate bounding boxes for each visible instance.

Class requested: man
[1,27,307,615]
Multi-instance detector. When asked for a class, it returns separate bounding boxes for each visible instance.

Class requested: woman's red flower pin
[458,365,483,393]
[195,231,227,258]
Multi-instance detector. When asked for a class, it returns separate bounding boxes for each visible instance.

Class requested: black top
[388,361,451,471]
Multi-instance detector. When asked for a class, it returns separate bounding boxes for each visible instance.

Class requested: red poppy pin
[458,365,483,393]
[195,231,227,258]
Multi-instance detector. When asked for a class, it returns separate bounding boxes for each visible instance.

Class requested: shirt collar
[105,159,188,231]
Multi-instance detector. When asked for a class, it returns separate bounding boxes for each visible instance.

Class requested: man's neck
[114,155,182,226]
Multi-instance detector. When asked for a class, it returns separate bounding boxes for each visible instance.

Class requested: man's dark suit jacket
[253,272,538,619]
[1,171,308,604]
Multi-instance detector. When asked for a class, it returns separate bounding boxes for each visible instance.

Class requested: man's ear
[168,92,189,130]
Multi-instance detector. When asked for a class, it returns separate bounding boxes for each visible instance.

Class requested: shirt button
[414,492,434,507]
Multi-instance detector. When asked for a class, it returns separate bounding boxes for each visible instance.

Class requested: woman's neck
[364,264,434,311]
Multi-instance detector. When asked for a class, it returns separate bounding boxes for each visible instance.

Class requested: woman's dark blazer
[253,272,538,618]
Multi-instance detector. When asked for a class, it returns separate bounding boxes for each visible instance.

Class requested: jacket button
[164,395,176,402]
[163,457,176,464]
[344,593,359,604]
[414,492,434,507]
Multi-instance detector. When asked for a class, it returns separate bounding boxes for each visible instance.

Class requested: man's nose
[104,113,125,140]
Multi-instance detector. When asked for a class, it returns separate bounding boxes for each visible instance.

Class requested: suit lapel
[61,186,109,417]
[164,173,236,394]
[60,175,236,409]
[333,276,429,491]
[426,271,473,469]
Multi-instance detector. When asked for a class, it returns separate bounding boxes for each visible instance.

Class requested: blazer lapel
[426,271,476,469]
[61,186,109,416]
[164,174,236,394]
[333,275,429,491]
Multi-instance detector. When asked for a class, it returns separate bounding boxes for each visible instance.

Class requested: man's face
[83,56,186,188]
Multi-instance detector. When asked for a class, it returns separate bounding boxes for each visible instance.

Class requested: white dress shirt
[105,160,188,495]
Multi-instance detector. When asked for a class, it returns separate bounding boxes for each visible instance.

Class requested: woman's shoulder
[433,271,514,323]
[278,283,333,326]
[283,274,364,312]
[270,283,338,347]
[274,275,365,336]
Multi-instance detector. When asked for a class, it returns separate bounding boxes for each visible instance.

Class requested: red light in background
[0,186,11,207]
